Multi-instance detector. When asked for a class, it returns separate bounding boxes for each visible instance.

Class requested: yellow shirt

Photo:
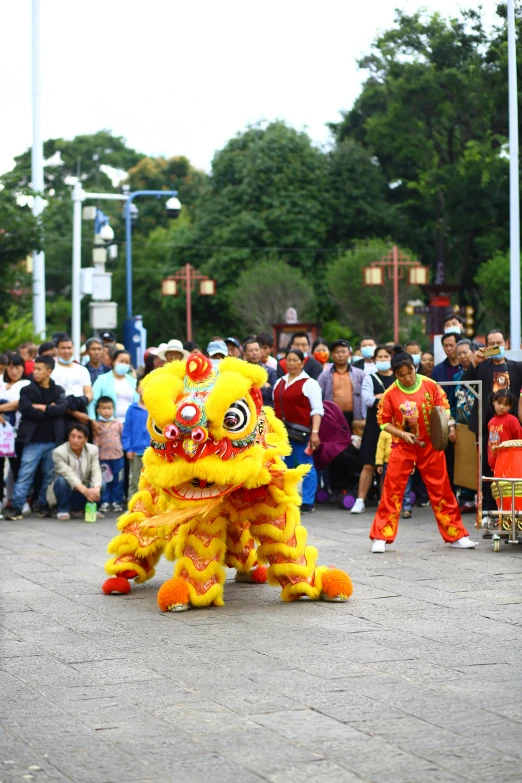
[375,430,392,466]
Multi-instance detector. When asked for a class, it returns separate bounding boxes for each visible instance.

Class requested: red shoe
[459,503,476,514]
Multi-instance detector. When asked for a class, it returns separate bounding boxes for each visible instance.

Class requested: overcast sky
[0,1,501,178]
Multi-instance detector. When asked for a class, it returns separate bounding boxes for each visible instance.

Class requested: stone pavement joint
[1,506,522,782]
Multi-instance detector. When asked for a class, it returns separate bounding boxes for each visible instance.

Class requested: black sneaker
[5,507,23,520]
[35,503,51,518]
[301,504,315,513]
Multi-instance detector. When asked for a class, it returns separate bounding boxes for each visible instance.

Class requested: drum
[492,440,522,520]
[429,406,449,451]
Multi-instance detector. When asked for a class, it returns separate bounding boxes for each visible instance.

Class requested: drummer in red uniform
[370,351,478,553]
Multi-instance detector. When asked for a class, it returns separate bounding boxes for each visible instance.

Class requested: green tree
[331,5,516,293]
[0,188,41,311]
[325,239,423,340]
[474,251,518,334]
[1,131,144,333]
[326,139,395,245]
[229,260,316,333]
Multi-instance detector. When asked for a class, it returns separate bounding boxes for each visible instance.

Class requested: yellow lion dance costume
[102,354,352,611]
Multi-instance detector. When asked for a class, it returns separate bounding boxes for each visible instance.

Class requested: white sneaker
[372,539,386,553]
[57,512,71,521]
[449,536,478,549]
[22,502,31,515]
[351,498,366,514]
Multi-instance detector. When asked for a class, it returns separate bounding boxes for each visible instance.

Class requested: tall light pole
[508,0,521,354]
[31,0,46,337]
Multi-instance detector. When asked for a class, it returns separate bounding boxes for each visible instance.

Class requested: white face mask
[444,326,461,335]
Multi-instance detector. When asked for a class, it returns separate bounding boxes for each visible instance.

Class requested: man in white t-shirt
[51,335,93,426]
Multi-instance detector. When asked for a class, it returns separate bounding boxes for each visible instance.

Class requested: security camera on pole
[71,185,181,363]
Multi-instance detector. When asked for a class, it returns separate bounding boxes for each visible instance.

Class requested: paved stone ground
[1,504,522,783]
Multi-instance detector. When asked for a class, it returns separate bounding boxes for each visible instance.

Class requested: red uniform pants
[370,442,469,543]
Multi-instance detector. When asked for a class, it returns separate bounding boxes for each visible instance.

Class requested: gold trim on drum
[491,481,522,499]
[496,440,522,449]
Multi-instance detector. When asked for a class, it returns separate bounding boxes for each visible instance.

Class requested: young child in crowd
[122,384,150,499]
[375,429,414,519]
[94,395,124,513]
[487,389,522,470]
[350,419,365,451]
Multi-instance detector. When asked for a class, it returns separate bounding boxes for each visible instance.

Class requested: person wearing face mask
[404,340,422,370]
[351,344,395,514]
[277,332,323,380]
[311,338,330,368]
[443,313,465,336]
[464,329,522,516]
[88,350,139,433]
[51,335,93,428]
[352,337,378,374]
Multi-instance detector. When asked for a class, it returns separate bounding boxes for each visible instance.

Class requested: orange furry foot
[320,568,353,602]
[234,565,268,584]
[102,576,131,595]
[157,577,190,612]
[250,565,268,583]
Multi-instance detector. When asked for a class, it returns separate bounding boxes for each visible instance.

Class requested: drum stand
[481,476,522,551]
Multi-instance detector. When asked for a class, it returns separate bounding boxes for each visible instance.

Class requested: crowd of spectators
[1,316,518,523]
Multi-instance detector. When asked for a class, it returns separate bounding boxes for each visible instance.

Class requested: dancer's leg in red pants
[370,443,469,543]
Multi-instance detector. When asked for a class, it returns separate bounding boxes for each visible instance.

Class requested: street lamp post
[161,264,216,341]
[508,0,521,356]
[71,187,180,361]
[31,0,46,337]
[362,245,429,343]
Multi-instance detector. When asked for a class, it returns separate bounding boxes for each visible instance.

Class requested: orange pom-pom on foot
[102,576,131,595]
[250,565,268,583]
[320,568,353,602]
[157,577,190,612]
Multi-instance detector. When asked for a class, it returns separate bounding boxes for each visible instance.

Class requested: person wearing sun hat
[157,339,189,363]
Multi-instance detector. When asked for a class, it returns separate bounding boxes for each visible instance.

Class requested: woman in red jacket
[370,351,477,553]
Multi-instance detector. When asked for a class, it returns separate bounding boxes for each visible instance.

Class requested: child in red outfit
[487,389,522,470]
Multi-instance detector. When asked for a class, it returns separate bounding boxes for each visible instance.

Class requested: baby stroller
[313,401,363,509]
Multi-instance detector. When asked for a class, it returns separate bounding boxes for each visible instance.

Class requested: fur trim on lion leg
[251,504,352,601]
[225,519,263,582]
[160,515,229,609]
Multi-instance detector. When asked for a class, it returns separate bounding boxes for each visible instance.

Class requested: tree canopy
[1,4,519,346]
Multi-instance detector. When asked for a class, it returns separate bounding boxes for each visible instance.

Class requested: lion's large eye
[152,420,163,437]
[223,399,250,433]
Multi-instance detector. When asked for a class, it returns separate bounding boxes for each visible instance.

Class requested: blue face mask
[492,345,505,359]
[412,353,421,367]
[59,356,74,365]
[361,346,375,359]
[98,415,114,422]
[376,361,391,372]
[444,327,461,335]
[114,363,130,376]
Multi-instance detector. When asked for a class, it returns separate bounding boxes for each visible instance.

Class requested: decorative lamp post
[362,245,429,343]
[161,264,216,341]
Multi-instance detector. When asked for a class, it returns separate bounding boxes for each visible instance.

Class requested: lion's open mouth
[170,479,236,500]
